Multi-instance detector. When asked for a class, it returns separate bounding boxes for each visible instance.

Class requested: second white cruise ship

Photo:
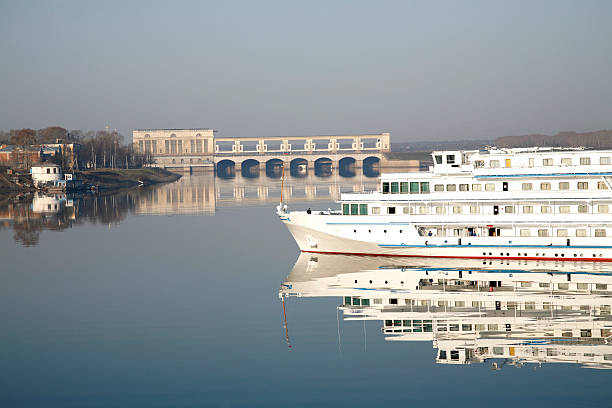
[278,147,612,262]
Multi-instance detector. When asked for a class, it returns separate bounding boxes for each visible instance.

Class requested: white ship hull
[281,212,612,262]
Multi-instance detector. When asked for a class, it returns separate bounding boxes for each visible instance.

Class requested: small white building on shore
[30,165,62,187]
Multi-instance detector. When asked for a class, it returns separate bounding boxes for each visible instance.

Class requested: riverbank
[75,168,181,191]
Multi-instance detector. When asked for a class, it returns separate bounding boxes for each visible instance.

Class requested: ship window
[382,182,390,193]
[387,207,396,215]
[557,229,568,237]
[598,205,609,213]
[543,158,553,166]
[343,204,349,215]
[361,299,370,306]
[472,184,482,191]
[600,157,611,165]
[345,296,351,305]
[541,206,551,213]
[577,182,589,190]
[528,158,534,167]
[558,283,569,290]
[446,155,455,164]
[559,182,570,190]
[525,302,535,309]
[420,182,430,193]
[462,324,472,331]
[523,205,533,214]
[359,204,368,215]
[419,206,428,214]
[522,183,532,191]
[576,229,587,237]
[488,324,499,331]
[485,183,495,191]
[489,160,500,168]
[540,182,551,190]
[446,184,456,191]
[470,206,479,214]
[400,182,409,193]
[580,329,592,338]
[596,284,608,290]
[559,206,570,213]
[598,181,609,190]
[561,158,572,166]
[459,184,469,191]
[410,182,419,194]
[403,207,410,214]
[505,206,514,213]
[453,206,462,214]
[436,206,445,214]
[435,155,442,164]
[350,204,359,215]
[595,229,606,237]
[474,160,484,168]
[580,157,591,165]
[434,184,444,192]
[538,229,550,237]
[439,350,447,360]
[578,204,588,213]
[46,168,50,174]
[390,182,399,193]
[520,229,531,237]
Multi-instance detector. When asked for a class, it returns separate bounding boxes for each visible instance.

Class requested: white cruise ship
[278,147,612,262]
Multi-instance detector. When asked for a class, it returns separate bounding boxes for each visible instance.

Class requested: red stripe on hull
[301,250,612,263]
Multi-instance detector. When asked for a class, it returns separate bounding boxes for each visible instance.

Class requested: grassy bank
[75,168,181,190]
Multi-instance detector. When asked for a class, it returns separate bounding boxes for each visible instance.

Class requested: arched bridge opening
[216,159,236,179]
[290,158,308,178]
[241,159,260,179]
[266,158,284,178]
[363,156,380,177]
[314,157,333,178]
[338,157,356,178]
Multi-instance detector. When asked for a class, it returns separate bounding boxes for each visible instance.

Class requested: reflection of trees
[1,186,162,246]
[12,218,42,247]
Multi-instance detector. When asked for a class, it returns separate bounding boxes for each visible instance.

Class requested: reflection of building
[280,254,612,369]
[31,193,66,214]
[133,173,380,215]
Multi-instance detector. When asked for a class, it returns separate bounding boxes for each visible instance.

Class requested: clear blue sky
[1,0,611,142]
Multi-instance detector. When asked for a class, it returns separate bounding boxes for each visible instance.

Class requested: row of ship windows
[348,296,610,309]
[382,181,609,194]
[343,203,612,215]
[470,156,612,168]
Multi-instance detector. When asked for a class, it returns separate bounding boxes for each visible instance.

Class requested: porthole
[555,254,558,257]
[574,254,577,257]
[561,254,565,257]
[400,281,404,284]
[400,230,403,233]
[593,254,596,257]
[483,252,486,256]
[489,252,492,255]
[354,280,358,283]
[506,253,510,256]
[354,229,357,233]
[369,280,372,284]
[524,253,527,256]
[368,229,371,233]
[500,253,503,256]
[384,230,387,233]
[384,280,388,284]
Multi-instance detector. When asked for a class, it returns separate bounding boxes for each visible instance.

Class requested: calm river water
[1,172,611,407]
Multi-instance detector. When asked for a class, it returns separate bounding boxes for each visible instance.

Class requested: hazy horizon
[1,0,611,142]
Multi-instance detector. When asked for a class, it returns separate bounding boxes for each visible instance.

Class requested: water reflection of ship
[134,172,379,215]
[280,253,612,369]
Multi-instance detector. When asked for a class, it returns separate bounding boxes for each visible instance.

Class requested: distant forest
[392,129,612,152]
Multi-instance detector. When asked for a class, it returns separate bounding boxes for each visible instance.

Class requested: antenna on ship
[281,295,292,351]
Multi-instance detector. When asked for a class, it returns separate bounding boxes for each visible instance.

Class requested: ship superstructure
[279,147,612,261]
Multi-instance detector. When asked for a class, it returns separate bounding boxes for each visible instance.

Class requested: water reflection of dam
[134,173,380,215]
[280,254,612,369]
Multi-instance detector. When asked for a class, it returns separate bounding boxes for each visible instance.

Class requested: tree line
[0,126,147,170]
